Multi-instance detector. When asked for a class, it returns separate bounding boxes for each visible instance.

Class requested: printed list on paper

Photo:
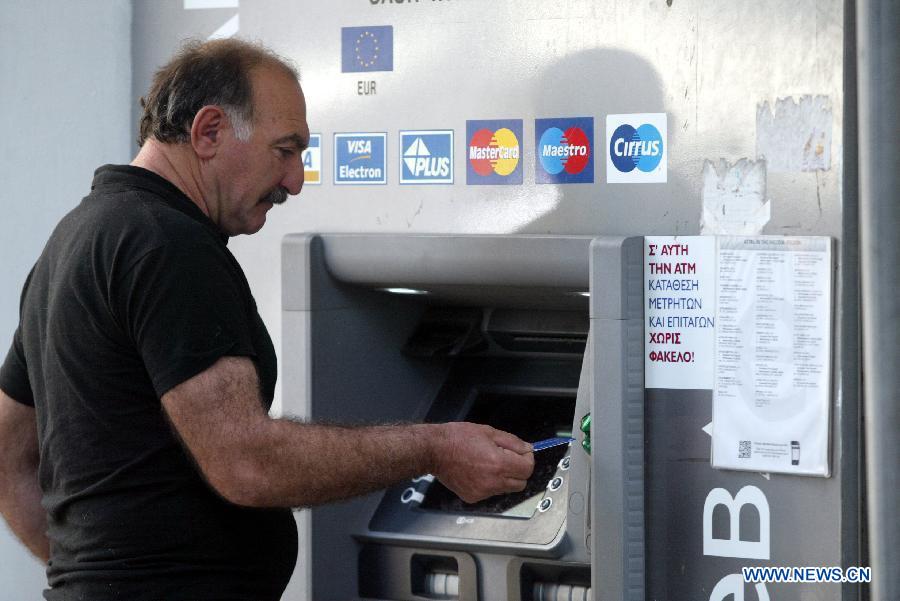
[712,236,832,476]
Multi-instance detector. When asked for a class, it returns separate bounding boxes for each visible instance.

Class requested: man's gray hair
[222,105,252,142]
[138,38,298,146]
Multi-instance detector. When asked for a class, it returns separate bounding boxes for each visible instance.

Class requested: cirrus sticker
[606,113,667,183]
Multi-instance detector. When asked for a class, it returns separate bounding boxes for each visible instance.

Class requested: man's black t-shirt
[0,165,297,600]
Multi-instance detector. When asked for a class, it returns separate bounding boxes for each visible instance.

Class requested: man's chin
[226,203,273,236]
[229,215,267,237]
[247,214,267,235]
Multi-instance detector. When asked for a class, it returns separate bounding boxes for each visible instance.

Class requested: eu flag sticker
[334,132,387,185]
[341,26,393,73]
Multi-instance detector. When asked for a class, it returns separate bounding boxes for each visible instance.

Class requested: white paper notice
[712,236,832,476]
[644,236,717,389]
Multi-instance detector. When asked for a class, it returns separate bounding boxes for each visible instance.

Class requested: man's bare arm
[161,356,534,508]
[0,389,49,562]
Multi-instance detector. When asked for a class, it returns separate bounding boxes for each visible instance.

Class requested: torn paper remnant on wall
[757,95,832,172]
[700,158,771,236]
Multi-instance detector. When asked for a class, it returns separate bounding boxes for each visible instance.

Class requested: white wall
[0,1,132,595]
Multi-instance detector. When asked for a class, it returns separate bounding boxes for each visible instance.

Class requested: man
[0,39,534,600]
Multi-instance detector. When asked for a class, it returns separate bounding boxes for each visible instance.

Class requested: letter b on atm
[703,486,771,559]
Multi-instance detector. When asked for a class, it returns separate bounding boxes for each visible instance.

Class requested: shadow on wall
[521,48,697,238]
[523,48,700,601]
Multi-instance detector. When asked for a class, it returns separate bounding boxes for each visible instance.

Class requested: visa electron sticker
[535,117,594,184]
[301,133,321,185]
[606,113,667,183]
[334,133,387,185]
[400,130,453,184]
[466,119,523,185]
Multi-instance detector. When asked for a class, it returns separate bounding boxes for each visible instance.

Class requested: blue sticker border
[333,132,388,186]
[398,129,455,185]
[534,117,595,185]
[302,133,323,186]
[465,119,524,186]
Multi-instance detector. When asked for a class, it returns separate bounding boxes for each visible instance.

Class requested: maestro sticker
[535,117,594,184]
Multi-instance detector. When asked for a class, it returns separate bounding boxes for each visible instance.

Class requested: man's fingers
[491,429,533,454]
[503,477,528,493]
[499,447,535,480]
[434,423,539,503]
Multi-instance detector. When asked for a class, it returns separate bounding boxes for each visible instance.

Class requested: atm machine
[281,233,644,601]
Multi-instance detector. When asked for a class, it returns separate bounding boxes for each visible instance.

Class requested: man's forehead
[250,66,309,143]
[251,66,305,114]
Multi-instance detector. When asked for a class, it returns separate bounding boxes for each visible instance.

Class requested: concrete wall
[0,1,132,595]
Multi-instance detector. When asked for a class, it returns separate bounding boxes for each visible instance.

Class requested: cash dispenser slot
[403,307,588,358]
[486,308,588,354]
[403,309,486,358]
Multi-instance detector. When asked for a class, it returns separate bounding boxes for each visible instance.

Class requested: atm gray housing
[281,234,644,601]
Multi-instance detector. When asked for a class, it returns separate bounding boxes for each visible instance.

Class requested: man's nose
[282,159,304,196]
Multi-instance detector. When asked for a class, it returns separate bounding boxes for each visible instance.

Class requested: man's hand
[0,389,49,563]
[162,356,535,508]
[430,422,534,504]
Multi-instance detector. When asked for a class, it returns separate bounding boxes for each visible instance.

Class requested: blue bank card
[532,437,575,452]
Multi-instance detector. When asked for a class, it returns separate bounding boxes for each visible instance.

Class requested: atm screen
[420,391,576,518]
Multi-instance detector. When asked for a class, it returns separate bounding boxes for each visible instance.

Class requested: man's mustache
[262,187,289,205]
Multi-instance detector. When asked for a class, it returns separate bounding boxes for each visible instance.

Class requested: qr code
[739,441,752,458]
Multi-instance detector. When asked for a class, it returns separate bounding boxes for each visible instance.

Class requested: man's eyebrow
[273,133,309,152]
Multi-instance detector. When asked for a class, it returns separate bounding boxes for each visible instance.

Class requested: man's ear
[191,105,226,159]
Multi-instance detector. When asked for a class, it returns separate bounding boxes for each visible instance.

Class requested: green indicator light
[580,413,591,433]
[580,413,591,455]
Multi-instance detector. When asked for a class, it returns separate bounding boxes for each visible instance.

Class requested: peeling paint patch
[700,159,771,235]
[757,95,832,172]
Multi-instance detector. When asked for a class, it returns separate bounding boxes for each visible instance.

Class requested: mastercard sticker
[466,119,523,185]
